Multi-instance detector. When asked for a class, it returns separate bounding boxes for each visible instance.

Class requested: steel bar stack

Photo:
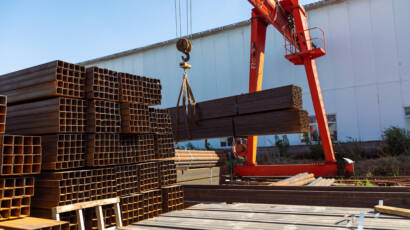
[169,85,309,141]
[0,61,85,105]
[0,95,41,223]
[0,62,182,228]
[0,96,6,133]
[175,149,226,168]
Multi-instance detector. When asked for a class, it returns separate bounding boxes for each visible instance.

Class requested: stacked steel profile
[0,61,182,229]
[0,95,41,222]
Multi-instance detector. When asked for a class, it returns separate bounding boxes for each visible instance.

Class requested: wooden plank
[53,197,120,214]
[76,209,85,230]
[0,217,69,230]
[374,205,410,218]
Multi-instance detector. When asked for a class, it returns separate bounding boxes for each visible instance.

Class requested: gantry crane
[232,0,354,177]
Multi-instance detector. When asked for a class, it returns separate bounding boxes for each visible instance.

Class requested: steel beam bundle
[119,194,144,226]
[6,98,87,135]
[87,100,121,133]
[158,160,177,187]
[142,77,161,106]
[161,185,184,212]
[0,95,6,133]
[141,189,162,219]
[58,211,77,230]
[118,72,144,104]
[138,162,159,192]
[119,135,140,164]
[154,134,175,159]
[41,134,86,170]
[169,85,309,141]
[32,168,116,209]
[120,103,150,134]
[136,134,155,163]
[0,177,35,221]
[86,134,121,166]
[184,185,410,209]
[149,108,173,135]
[172,109,309,141]
[0,135,41,175]
[85,67,119,102]
[0,61,85,104]
[119,134,155,163]
[115,164,140,196]
[169,85,303,122]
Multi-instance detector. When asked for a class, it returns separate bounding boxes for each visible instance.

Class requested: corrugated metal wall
[85,0,410,148]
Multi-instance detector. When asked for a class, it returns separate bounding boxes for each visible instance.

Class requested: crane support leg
[304,59,335,162]
[246,9,267,166]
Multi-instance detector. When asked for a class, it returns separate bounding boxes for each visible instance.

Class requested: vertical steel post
[290,3,336,162]
[246,9,268,166]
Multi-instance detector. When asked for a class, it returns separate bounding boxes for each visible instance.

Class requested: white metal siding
[85,0,410,148]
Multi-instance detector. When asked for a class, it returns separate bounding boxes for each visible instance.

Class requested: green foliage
[382,126,410,156]
[301,132,311,145]
[355,179,375,187]
[275,135,290,158]
[334,137,365,161]
[300,133,324,160]
[307,141,325,160]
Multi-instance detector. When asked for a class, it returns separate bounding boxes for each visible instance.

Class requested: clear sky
[0,0,318,74]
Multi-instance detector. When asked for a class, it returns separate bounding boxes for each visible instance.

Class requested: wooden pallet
[52,197,122,230]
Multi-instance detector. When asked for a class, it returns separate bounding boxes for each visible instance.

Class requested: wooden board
[0,217,69,230]
[374,205,410,218]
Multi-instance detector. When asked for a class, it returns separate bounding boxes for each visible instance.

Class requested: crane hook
[176,38,192,62]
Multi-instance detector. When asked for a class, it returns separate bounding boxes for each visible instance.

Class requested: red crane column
[287,3,336,162]
[246,9,268,166]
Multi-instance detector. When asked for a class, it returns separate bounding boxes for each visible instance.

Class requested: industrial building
[81,0,410,149]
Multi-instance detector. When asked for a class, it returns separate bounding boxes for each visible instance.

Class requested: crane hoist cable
[174,0,195,139]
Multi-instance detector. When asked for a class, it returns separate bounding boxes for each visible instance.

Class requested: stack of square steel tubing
[0,95,40,222]
[0,61,182,227]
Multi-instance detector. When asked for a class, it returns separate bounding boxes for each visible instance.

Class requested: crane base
[234,161,354,177]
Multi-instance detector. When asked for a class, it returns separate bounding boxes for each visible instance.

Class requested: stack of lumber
[175,149,226,168]
[269,173,335,186]
[0,95,41,222]
[169,85,309,141]
[0,61,183,228]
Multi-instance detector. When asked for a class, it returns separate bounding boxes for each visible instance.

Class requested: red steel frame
[234,0,354,177]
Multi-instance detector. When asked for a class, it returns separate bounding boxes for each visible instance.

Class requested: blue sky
[0,0,318,74]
